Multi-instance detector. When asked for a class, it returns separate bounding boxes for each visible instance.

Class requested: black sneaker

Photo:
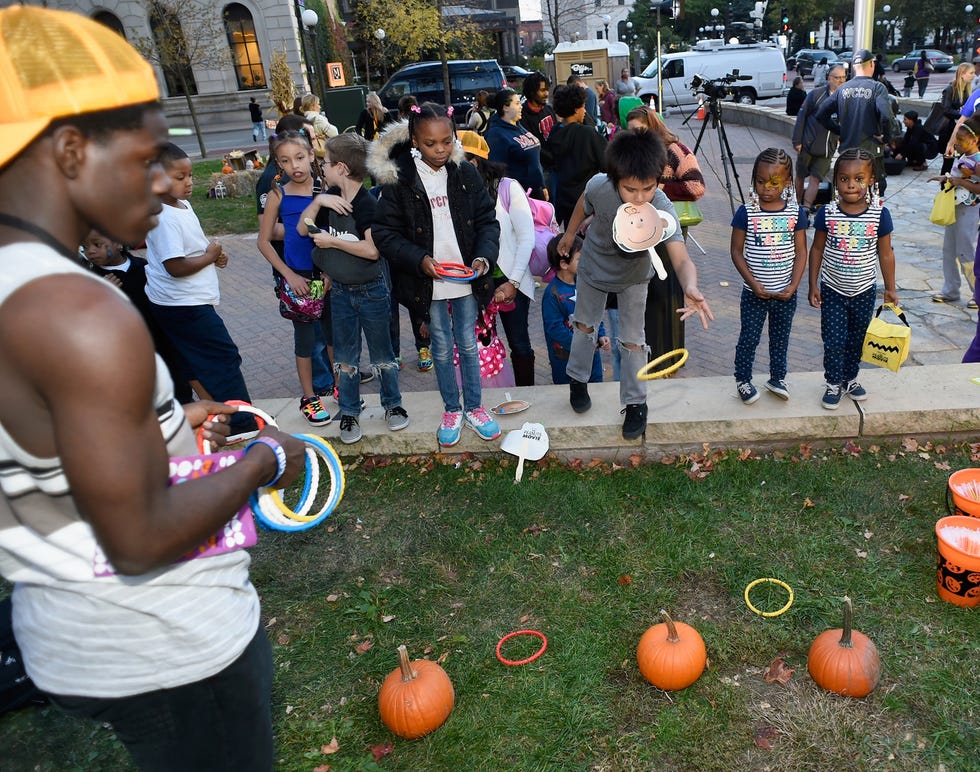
[569,379,591,413]
[359,370,375,384]
[621,403,648,440]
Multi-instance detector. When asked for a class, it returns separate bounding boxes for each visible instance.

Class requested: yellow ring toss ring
[637,348,689,381]
[744,577,794,617]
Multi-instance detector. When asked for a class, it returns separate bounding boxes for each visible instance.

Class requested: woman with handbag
[938,63,976,175]
[626,106,706,366]
[914,51,934,99]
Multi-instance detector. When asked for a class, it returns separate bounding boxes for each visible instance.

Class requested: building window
[92,11,126,38]
[224,3,266,90]
[149,2,198,97]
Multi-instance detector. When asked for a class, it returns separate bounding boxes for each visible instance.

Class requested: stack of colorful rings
[249,434,345,532]
[195,402,345,532]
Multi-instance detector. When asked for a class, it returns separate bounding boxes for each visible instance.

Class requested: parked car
[377,60,506,123]
[502,64,532,89]
[891,49,955,72]
[788,49,841,77]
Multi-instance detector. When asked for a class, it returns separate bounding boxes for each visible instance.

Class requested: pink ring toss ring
[197,400,277,454]
[495,629,548,666]
[433,262,477,282]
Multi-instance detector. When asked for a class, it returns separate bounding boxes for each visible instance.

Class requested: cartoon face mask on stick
[611,202,676,280]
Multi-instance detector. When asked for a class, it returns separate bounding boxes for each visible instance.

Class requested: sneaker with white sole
[765,378,790,400]
[844,380,868,401]
[417,346,433,372]
[438,411,463,447]
[822,383,843,410]
[464,406,501,440]
[736,380,760,404]
[385,406,410,431]
[339,414,362,444]
[299,396,332,426]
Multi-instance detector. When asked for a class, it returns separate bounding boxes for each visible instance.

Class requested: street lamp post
[966,6,975,62]
[301,8,325,106]
[601,13,611,41]
[711,8,720,39]
[375,28,387,84]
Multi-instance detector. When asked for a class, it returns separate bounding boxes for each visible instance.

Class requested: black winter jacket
[368,122,500,311]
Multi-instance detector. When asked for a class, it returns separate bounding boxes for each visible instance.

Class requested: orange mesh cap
[0,6,160,170]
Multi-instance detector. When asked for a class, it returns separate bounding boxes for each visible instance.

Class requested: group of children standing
[115,105,908,447]
[731,146,897,409]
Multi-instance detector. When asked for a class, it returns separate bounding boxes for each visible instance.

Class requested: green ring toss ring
[744,577,795,617]
[637,348,689,381]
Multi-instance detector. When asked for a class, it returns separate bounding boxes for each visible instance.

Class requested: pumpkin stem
[396,644,418,682]
[660,609,680,643]
[839,596,854,648]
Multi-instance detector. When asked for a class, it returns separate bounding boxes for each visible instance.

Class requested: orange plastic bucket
[935,515,980,607]
[947,468,980,518]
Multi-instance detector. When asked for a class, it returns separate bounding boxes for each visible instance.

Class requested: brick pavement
[207,112,975,402]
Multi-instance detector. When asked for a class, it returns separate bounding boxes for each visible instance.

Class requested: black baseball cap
[851,49,874,65]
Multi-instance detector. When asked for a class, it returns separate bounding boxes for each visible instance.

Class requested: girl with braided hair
[809,147,898,409]
[730,148,809,404]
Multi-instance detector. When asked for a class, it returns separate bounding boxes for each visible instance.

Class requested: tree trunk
[438,0,450,109]
[177,70,207,159]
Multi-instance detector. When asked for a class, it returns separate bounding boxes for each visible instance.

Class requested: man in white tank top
[0,7,306,770]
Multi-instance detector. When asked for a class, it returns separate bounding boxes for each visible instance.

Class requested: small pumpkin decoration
[221,156,233,174]
[637,609,707,691]
[807,596,880,698]
[378,644,454,739]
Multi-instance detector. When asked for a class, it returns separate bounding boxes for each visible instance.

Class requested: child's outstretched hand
[597,335,611,351]
[677,287,714,329]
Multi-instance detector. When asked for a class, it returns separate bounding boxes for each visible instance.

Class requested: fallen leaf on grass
[370,743,393,761]
[935,461,951,471]
[325,594,340,603]
[321,738,340,755]
[855,549,868,559]
[313,765,331,772]
[382,615,396,623]
[762,656,794,685]
[520,613,532,623]
[902,437,919,452]
[277,633,290,646]
[436,651,449,664]
[898,493,911,501]
[265,617,277,629]
[523,524,546,536]
[753,724,778,750]
[618,574,633,586]
[864,530,874,540]
[355,639,374,655]
[802,497,815,509]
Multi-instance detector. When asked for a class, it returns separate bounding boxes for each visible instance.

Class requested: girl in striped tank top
[730,148,809,404]
[808,147,898,410]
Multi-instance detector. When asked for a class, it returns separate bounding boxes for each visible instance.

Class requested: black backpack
[0,597,45,714]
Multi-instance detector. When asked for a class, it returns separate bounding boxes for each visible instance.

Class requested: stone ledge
[252,364,980,460]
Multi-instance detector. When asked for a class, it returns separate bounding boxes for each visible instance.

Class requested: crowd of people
[2,7,979,766]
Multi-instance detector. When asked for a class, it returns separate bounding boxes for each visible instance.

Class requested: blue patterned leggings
[734,288,798,383]
[820,283,876,384]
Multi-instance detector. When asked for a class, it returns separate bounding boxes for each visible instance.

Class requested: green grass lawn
[3,441,979,770]
[190,157,262,236]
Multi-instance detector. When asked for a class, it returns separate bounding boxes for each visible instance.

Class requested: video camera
[690,70,752,100]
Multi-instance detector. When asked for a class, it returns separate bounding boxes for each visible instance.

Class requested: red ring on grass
[433,262,476,280]
[495,630,548,666]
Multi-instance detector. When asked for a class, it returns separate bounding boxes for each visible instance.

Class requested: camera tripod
[686,96,744,216]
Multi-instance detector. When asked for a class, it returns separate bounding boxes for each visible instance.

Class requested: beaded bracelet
[244,437,288,488]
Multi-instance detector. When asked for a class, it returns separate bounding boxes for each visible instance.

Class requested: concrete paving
[202,105,980,457]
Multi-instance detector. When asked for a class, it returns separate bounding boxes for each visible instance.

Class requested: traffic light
[781,7,790,33]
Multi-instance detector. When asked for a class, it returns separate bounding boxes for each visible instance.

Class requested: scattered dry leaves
[355,639,374,655]
[802,497,815,509]
[753,724,778,750]
[762,656,794,685]
[370,742,393,761]
[321,738,340,755]
[618,574,633,586]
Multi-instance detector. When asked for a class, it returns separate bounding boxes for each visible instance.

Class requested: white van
[634,42,787,109]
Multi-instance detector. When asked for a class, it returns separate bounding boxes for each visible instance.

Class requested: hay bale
[208,170,262,198]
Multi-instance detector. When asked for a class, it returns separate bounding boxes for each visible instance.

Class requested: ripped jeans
[330,276,402,416]
[567,280,649,406]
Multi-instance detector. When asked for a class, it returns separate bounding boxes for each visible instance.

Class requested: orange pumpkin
[221,162,233,174]
[807,596,880,698]
[378,644,454,739]
[637,610,706,691]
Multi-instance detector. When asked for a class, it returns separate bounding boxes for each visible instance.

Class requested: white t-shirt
[415,158,470,301]
[145,199,220,306]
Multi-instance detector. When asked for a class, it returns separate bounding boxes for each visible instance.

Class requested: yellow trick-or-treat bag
[861,303,911,371]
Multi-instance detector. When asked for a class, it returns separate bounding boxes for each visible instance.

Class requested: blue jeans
[148,302,254,432]
[820,283,876,384]
[49,625,273,772]
[331,277,402,416]
[734,288,798,383]
[429,294,481,413]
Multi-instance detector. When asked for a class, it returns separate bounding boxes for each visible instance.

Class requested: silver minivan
[634,43,787,109]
